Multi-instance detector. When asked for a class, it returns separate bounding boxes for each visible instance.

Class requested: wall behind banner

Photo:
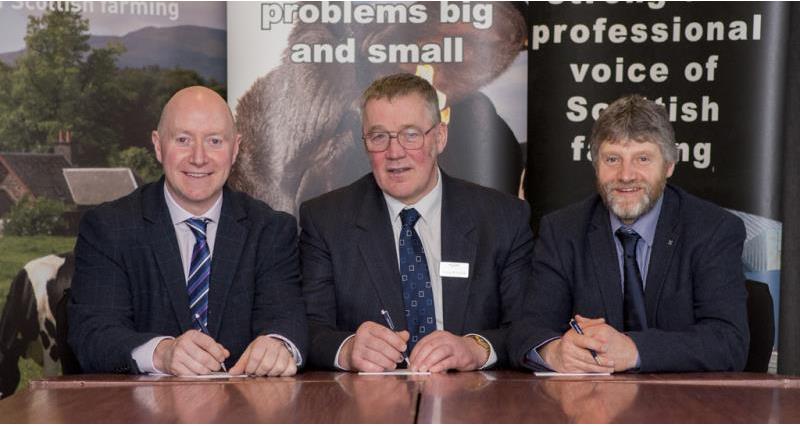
[525,2,787,350]
[0,2,226,397]
[226,1,529,218]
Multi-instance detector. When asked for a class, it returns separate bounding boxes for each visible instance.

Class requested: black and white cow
[0,253,74,397]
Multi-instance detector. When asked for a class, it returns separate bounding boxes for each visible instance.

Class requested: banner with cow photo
[0,2,226,397]
[226,2,528,217]
[525,2,788,352]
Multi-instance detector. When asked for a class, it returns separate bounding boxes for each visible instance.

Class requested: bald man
[69,86,308,376]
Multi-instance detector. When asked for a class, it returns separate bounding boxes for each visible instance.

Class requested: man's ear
[152,130,164,164]
[666,161,676,178]
[232,133,242,164]
[435,123,448,155]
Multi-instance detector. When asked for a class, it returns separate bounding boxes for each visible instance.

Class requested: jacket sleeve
[251,212,310,366]
[507,214,575,370]
[472,198,534,368]
[67,208,159,374]
[299,202,354,369]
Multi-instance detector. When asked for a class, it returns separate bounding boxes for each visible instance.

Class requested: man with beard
[508,95,749,373]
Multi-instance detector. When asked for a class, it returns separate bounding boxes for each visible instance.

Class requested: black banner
[526,2,789,349]
[526,2,788,224]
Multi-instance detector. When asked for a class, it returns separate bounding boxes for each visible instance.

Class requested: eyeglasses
[362,124,438,153]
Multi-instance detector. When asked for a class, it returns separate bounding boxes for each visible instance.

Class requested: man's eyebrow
[365,123,420,132]
[365,125,387,132]
[172,128,230,135]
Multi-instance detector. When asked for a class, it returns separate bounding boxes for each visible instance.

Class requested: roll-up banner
[227,2,529,217]
[526,2,788,344]
[0,1,225,397]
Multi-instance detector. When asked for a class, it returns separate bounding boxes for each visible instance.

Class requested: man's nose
[618,159,636,181]
[190,141,208,165]
[384,136,406,159]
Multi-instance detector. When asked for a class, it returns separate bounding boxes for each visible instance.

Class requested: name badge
[440,262,469,278]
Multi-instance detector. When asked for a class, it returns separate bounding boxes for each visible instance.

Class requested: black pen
[194,313,228,373]
[569,318,600,365]
[380,309,411,366]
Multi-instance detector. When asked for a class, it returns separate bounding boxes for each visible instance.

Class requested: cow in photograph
[0,253,74,397]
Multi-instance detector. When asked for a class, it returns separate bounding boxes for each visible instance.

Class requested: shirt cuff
[524,336,561,371]
[334,334,357,370]
[131,336,173,374]
[267,334,303,367]
[464,333,497,369]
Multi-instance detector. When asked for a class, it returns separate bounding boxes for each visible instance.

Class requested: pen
[380,309,411,366]
[569,318,600,365]
[194,313,228,373]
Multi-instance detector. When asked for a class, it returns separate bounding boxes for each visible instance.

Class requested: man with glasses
[299,73,534,372]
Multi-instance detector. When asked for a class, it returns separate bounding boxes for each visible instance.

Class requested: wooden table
[1,371,799,423]
[1,372,421,423]
[416,371,800,423]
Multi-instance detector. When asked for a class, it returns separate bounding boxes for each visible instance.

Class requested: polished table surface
[416,371,800,423]
[2,372,420,423]
[1,371,799,423]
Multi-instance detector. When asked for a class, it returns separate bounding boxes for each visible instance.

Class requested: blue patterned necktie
[186,218,211,330]
[398,208,435,353]
[615,226,647,332]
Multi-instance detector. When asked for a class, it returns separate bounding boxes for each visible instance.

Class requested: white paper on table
[148,372,248,378]
[358,369,432,376]
[534,372,612,377]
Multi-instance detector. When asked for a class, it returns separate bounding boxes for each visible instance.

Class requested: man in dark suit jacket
[508,95,749,373]
[300,73,533,372]
[69,86,308,376]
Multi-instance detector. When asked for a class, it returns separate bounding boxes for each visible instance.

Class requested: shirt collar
[383,167,443,226]
[609,193,664,247]
[163,182,223,225]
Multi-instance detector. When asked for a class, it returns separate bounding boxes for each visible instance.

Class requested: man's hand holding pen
[577,315,639,372]
[154,329,230,376]
[540,315,637,373]
[340,309,490,373]
[338,321,410,372]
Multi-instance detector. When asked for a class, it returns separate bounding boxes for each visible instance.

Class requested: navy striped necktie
[186,218,211,329]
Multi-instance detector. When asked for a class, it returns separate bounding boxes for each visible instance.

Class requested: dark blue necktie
[615,227,647,332]
[398,208,435,352]
[186,218,211,330]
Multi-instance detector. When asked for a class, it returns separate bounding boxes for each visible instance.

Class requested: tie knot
[400,208,421,228]
[615,226,640,254]
[186,217,209,239]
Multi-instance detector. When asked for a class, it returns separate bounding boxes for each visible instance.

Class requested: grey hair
[589,94,678,166]
[360,73,440,126]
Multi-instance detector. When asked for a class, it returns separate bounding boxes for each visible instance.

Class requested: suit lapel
[587,201,625,329]
[142,181,193,332]
[356,177,407,330]
[207,188,248,337]
[644,186,680,324]
[440,175,476,335]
